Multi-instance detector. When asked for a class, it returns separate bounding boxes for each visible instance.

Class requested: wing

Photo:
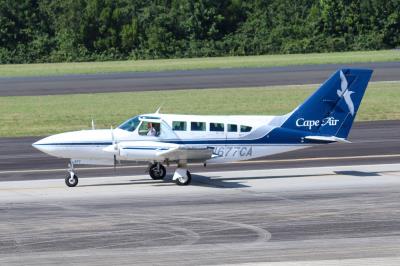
[156,146,216,161]
[106,140,216,162]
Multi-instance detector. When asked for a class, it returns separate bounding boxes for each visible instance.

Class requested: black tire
[65,174,78,187]
[176,171,192,186]
[149,164,166,180]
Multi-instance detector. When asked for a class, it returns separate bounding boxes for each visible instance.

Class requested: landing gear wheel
[176,171,191,186]
[65,174,78,187]
[149,164,166,180]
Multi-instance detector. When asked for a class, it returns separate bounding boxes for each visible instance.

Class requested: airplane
[32,68,373,187]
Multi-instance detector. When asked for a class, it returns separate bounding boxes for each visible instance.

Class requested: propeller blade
[110,126,115,144]
[110,126,119,152]
[113,154,117,173]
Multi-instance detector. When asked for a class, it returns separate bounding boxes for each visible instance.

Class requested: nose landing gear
[65,161,78,187]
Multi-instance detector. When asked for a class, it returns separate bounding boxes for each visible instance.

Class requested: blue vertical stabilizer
[281,69,373,139]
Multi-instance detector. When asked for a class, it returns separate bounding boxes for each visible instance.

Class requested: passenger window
[139,122,160,136]
[191,122,206,131]
[172,121,187,131]
[227,124,238,132]
[240,125,252,132]
[210,123,224,132]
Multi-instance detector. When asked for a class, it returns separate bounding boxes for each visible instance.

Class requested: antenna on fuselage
[91,118,95,130]
[155,104,163,114]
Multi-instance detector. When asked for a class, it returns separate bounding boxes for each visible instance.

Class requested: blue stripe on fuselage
[34,128,320,146]
[35,142,112,146]
[122,147,169,150]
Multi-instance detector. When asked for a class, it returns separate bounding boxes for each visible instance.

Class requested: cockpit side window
[118,116,140,132]
[139,121,160,136]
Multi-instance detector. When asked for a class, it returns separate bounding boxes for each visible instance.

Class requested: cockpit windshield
[118,116,140,132]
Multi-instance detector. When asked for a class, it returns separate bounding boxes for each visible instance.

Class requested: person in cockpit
[147,122,157,136]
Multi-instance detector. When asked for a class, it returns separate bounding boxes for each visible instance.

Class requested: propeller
[110,126,119,173]
[91,119,95,130]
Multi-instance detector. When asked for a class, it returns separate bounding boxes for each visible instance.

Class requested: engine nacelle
[117,141,178,161]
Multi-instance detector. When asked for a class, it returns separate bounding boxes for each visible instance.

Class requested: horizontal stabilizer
[305,136,351,143]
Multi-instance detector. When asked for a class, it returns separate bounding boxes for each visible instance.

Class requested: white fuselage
[33,113,310,165]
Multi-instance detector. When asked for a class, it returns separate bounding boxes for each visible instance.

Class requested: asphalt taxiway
[1,163,400,265]
[0,61,399,96]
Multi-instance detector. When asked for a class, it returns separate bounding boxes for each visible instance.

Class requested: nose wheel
[65,161,78,187]
[65,173,78,187]
[149,163,167,180]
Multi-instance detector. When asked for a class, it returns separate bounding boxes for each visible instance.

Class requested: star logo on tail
[337,70,355,116]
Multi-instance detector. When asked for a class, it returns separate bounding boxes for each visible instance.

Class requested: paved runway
[1,120,399,182]
[0,62,399,96]
[1,62,399,265]
[1,163,400,265]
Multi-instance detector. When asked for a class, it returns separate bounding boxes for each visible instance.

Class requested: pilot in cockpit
[147,122,157,136]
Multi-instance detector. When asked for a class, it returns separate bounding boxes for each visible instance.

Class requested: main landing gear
[173,168,192,186]
[65,161,78,187]
[172,163,191,186]
[149,162,167,180]
[64,161,193,187]
[148,162,192,186]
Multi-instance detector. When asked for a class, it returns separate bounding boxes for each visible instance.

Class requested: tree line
[0,0,399,64]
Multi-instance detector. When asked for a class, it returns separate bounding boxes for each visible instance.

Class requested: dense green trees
[0,0,399,63]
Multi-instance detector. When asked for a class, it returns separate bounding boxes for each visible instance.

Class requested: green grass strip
[0,81,398,137]
[0,50,399,77]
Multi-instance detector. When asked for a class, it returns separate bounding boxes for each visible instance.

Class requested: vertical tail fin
[281,68,373,139]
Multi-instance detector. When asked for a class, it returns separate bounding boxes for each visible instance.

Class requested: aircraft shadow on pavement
[79,174,250,188]
[206,170,386,184]
[78,178,168,188]
[78,170,385,188]
[190,174,250,188]
[334,170,381,177]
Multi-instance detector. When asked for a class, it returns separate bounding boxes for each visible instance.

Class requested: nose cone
[31,129,117,158]
[32,136,56,154]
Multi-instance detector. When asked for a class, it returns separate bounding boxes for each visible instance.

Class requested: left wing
[156,146,216,161]
[105,141,216,162]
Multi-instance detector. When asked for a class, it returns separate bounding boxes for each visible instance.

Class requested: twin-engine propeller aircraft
[33,68,372,187]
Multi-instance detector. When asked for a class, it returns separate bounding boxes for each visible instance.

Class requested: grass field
[0,81,398,137]
[0,50,399,77]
